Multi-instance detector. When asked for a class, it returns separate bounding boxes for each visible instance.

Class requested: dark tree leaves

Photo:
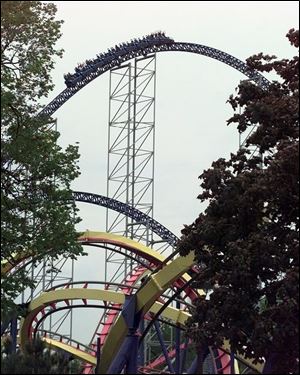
[178,29,299,374]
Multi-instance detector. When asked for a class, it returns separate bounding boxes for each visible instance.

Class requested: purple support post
[153,320,175,373]
[108,335,140,374]
[108,337,132,374]
[263,352,278,374]
[95,336,101,373]
[187,346,209,374]
[125,335,139,374]
[175,299,181,373]
[180,336,189,373]
[187,354,200,374]
[10,318,17,353]
[138,318,145,366]
[122,294,140,329]
[106,295,142,374]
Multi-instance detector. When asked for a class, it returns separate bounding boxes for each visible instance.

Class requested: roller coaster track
[20,287,190,348]
[82,266,148,374]
[40,38,268,372]
[18,264,262,373]
[3,243,228,374]
[1,188,180,274]
[2,230,200,302]
[1,234,217,372]
[43,337,97,366]
[40,37,270,118]
[5,35,271,373]
[3,231,263,373]
[1,192,193,373]
[73,191,178,247]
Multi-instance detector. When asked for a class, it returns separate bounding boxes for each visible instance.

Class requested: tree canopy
[1,1,83,315]
[1,335,82,374]
[178,29,299,374]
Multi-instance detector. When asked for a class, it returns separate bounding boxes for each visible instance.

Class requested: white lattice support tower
[105,55,156,283]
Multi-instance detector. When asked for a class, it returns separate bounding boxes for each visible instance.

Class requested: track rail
[6,34,271,374]
[40,36,270,118]
[74,191,178,247]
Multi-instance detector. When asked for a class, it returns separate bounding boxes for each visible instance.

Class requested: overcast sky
[48,1,299,236]
[41,0,299,343]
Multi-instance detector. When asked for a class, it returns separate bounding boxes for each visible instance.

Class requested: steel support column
[175,299,181,373]
[187,346,209,374]
[125,335,139,374]
[180,336,189,373]
[10,318,18,353]
[153,320,175,373]
[138,317,145,367]
[106,295,141,374]
[105,54,156,283]
[95,337,101,373]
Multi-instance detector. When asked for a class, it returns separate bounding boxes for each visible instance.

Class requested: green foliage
[1,336,80,374]
[178,29,299,374]
[1,1,84,316]
[1,1,63,105]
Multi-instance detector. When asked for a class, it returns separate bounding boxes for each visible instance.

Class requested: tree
[1,335,80,374]
[1,1,83,316]
[177,29,299,374]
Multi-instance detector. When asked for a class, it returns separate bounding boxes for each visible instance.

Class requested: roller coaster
[2,33,270,374]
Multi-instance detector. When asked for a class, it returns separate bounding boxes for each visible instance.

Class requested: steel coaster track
[3,34,271,374]
[2,232,263,373]
[10,234,263,374]
[40,34,270,118]
[3,233,230,373]
[73,191,178,247]
[37,35,269,372]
